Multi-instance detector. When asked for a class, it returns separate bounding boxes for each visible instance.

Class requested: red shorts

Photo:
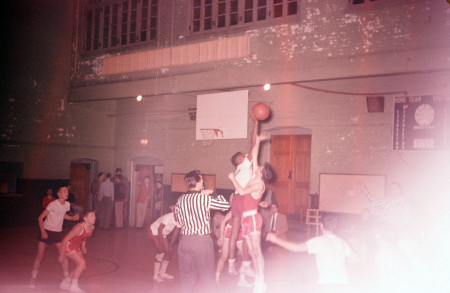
[224,220,243,242]
[241,211,262,237]
[64,241,81,256]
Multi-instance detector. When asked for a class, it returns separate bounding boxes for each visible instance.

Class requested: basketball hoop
[200,128,223,146]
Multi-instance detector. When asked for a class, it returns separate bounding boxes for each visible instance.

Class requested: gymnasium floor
[0,223,322,293]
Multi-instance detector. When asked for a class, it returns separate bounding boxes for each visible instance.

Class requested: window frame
[83,0,159,54]
[189,0,300,34]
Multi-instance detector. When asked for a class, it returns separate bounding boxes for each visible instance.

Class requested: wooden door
[69,163,90,210]
[270,135,311,218]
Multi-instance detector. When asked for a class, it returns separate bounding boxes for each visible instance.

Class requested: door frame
[261,126,312,218]
[70,158,98,210]
[128,156,163,227]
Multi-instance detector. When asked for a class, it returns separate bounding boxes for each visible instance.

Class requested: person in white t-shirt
[266,215,358,293]
[226,117,259,279]
[29,186,80,289]
[148,204,181,282]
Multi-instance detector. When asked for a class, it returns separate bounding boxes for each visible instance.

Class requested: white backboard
[196,90,248,140]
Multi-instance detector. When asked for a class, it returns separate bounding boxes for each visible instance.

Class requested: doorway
[269,134,311,220]
[70,159,98,211]
[128,156,164,227]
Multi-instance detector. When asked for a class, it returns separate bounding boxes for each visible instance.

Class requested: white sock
[154,261,162,277]
[160,260,169,275]
[155,253,165,262]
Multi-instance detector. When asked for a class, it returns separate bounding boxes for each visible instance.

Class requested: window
[84,0,158,53]
[190,0,299,33]
[349,0,380,4]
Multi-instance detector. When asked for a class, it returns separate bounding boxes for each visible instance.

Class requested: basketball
[252,103,271,121]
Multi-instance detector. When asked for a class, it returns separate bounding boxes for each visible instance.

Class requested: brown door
[135,165,154,225]
[270,135,311,219]
[69,163,90,210]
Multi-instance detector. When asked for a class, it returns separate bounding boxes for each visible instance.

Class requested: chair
[306,209,321,239]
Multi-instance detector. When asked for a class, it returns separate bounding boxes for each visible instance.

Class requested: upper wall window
[84,0,158,53]
[349,0,379,4]
[190,0,299,33]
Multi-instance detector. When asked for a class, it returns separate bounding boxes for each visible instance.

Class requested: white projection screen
[319,173,386,215]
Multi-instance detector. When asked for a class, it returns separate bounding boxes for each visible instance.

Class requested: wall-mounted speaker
[366,96,384,113]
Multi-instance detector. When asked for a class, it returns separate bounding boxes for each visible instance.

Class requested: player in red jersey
[58,209,96,293]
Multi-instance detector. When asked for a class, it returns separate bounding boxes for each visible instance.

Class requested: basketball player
[228,116,259,278]
[58,210,96,293]
[228,133,274,293]
[29,186,80,288]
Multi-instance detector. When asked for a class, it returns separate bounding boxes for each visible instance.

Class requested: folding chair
[306,209,321,239]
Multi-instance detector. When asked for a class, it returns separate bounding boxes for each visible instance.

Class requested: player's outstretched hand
[266,232,276,242]
[259,201,269,208]
[228,173,235,181]
[258,133,270,142]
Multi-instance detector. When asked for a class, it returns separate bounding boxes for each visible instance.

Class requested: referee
[174,170,230,293]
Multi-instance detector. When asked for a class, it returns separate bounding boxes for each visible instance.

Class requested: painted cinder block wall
[70,0,450,204]
[1,0,449,216]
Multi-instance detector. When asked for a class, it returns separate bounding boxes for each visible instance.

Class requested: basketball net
[200,128,223,146]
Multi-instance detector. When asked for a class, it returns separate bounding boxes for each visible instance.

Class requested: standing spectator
[67,185,83,216]
[136,176,151,228]
[153,180,164,221]
[98,173,114,229]
[90,172,105,210]
[114,168,130,223]
[42,188,56,210]
[174,170,230,293]
[114,168,129,197]
[29,187,80,288]
[114,175,127,229]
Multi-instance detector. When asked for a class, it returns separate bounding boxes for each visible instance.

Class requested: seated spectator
[262,203,288,251]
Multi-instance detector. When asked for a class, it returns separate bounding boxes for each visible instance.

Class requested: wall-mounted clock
[415,103,435,126]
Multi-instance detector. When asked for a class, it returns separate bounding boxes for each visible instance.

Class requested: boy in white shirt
[148,204,181,282]
[266,215,358,293]
[29,186,80,288]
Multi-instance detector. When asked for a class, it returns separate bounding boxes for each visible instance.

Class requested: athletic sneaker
[153,275,164,283]
[228,263,238,276]
[252,282,268,293]
[160,273,175,279]
[28,278,36,289]
[240,264,255,278]
[69,283,86,293]
[238,278,254,287]
[59,277,71,290]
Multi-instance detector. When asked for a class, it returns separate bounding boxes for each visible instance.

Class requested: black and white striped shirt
[174,191,230,235]
[366,193,411,228]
